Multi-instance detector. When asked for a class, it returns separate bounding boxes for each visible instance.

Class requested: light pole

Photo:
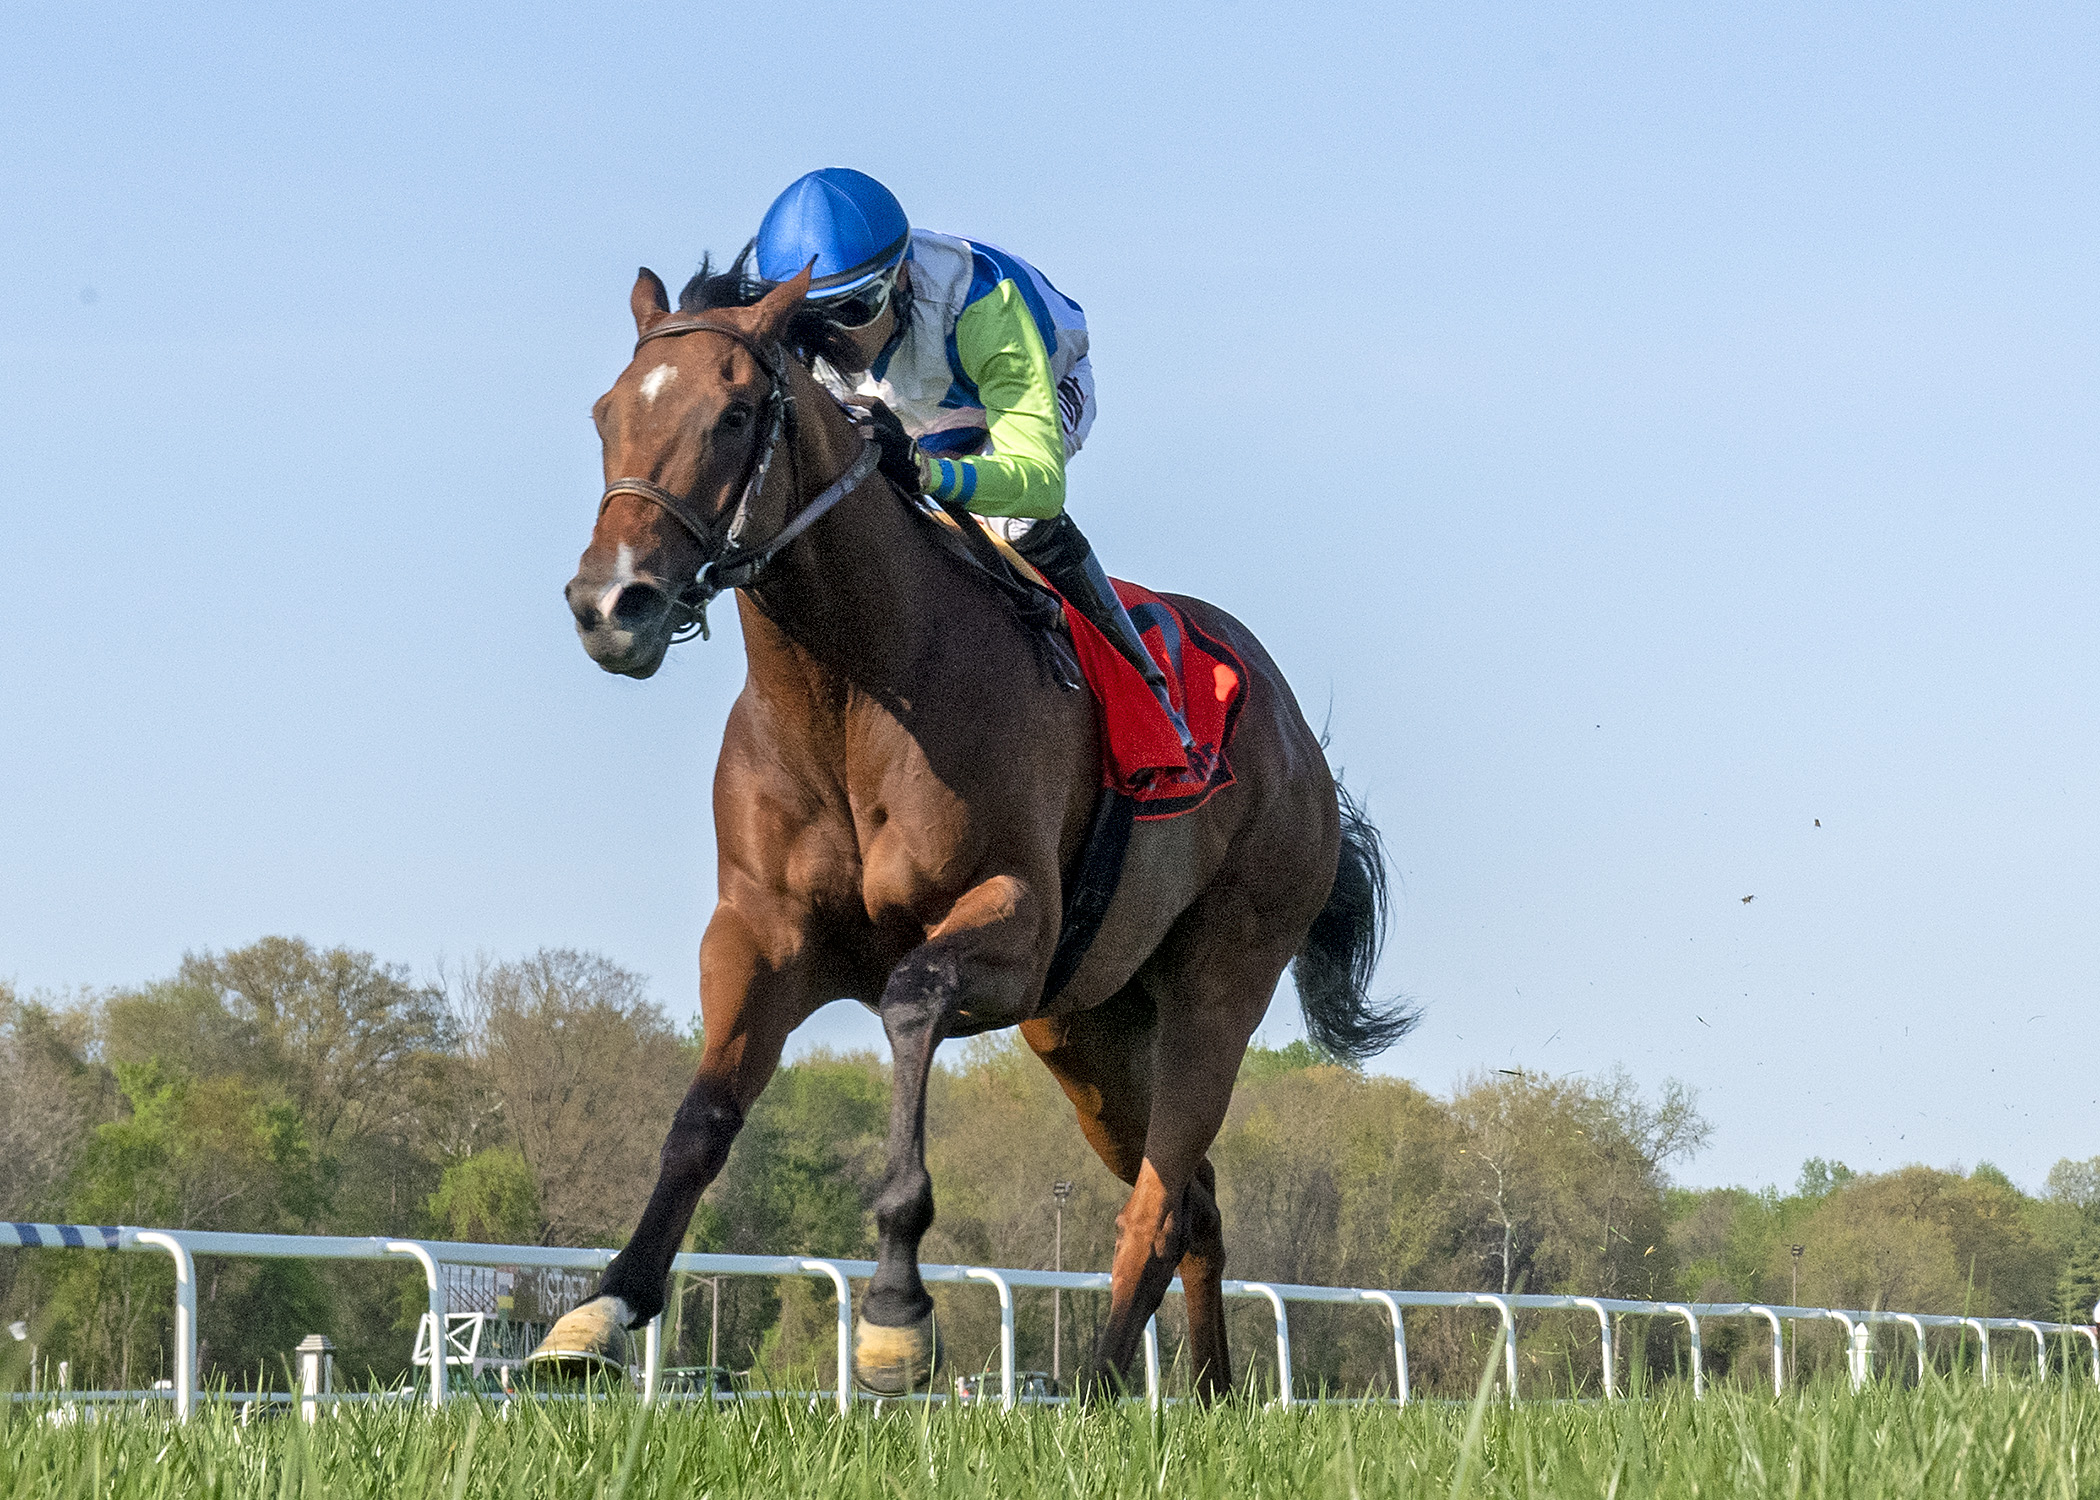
[1790,1245,1805,1384]
[1052,1181,1074,1386]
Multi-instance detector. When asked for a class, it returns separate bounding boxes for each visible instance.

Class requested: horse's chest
[837,779,974,924]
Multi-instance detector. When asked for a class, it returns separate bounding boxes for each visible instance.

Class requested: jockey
[750,167,1196,760]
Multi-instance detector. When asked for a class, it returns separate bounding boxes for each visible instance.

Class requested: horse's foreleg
[593,1078,744,1324]
[529,907,806,1375]
[855,875,1046,1394]
[852,953,951,1393]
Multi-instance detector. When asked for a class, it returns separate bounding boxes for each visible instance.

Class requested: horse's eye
[720,405,752,433]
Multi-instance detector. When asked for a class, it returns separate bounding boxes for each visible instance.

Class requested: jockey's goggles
[820,266,899,330]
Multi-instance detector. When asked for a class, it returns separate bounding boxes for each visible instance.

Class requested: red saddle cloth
[1059,580,1247,818]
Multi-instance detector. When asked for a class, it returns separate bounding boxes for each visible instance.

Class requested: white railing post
[1891,1314,1926,1384]
[386,1241,446,1407]
[963,1268,1016,1410]
[1364,1292,1409,1404]
[1143,1315,1161,1410]
[1662,1305,1703,1398]
[1474,1295,1517,1404]
[1821,1312,1861,1389]
[296,1334,335,1424]
[2016,1321,2048,1379]
[2081,1326,2099,1388]
[1573,1298,1612,1400]
[1239,1284,1292,1407]
[642,1314,662,1404]
[799,1259,855,1413]
[1746,1307,1783,1396]
[134,1231,195,1421]
[1963,1318,1991,1386]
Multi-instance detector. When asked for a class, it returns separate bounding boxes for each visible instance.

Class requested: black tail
[1291,779,1416,1065]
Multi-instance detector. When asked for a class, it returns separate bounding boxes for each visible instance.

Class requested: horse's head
[565,266,812,677]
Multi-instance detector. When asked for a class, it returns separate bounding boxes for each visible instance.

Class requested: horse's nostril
[611,581,665,626]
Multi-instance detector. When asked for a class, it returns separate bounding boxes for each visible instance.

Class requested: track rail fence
[6,1222,2096,1421]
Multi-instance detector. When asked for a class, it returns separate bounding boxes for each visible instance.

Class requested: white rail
[4,1222,2095,1421]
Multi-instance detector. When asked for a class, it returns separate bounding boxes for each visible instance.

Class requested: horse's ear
[631,268,671,333]
[752,262,813,337]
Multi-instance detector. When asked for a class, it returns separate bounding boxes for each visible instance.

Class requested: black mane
[678,241,869,372]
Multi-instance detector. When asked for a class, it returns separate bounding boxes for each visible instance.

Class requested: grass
[3,1379,2097,1498]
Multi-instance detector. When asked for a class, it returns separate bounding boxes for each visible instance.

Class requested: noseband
[598,316,879,641]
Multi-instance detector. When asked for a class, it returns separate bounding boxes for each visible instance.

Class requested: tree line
[3,937,2095,1397]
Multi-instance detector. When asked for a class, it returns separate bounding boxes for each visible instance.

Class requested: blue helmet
[753,168,910,301]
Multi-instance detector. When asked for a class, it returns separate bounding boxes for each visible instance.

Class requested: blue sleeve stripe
[957,463,978,502]
[963,243,1060,356]
[936,458,957,498]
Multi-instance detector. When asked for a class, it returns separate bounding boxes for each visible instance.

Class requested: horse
[540,261,1410,1398]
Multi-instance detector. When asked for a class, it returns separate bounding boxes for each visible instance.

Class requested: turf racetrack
[4,1381,2095,1497]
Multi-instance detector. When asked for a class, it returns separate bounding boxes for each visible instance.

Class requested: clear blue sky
[4,2,2094,1193]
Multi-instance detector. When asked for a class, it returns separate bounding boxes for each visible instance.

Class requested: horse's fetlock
[861,1281,934,1329]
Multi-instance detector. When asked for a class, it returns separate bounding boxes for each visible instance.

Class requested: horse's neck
[734,382,950,714]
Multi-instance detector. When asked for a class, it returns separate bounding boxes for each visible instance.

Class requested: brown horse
[540,262,1408,1398]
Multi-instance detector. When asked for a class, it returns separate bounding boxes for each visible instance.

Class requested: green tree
[427,1149,541,1244]
[50,1060,327,1385]
[1797,1158,1856,1198]
[455,950,692,1246]
[708,1050,888,1381]
[2045,1157,2100,1324]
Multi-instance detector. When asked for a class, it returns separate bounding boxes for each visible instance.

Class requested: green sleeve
[921,280,1067,519]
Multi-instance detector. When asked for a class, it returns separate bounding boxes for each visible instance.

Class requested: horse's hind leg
[1090,906,1298,1400]
[1177,1158,1233,1398]
[1025,989,1228,1399]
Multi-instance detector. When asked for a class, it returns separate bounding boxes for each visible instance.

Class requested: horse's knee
[882,944,963,1016]
[660,1093,743,1182]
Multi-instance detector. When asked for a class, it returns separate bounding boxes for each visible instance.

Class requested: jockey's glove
[855,398,928,495]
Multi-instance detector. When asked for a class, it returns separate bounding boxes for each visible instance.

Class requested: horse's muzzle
[565,572,673,677]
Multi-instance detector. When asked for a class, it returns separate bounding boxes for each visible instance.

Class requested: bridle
[597,315,879,642]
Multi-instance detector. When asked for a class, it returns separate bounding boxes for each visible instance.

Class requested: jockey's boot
[1016,514,1199,763]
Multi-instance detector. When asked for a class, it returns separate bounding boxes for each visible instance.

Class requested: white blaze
[600,542,639,622]
[639,363,679,404]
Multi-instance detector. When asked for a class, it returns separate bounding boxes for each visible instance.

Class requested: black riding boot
[1016,514,1198,761]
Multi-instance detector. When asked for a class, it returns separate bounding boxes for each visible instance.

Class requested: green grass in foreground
[4,1380,2097,1498]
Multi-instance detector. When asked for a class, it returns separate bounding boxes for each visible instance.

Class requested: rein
[598,316,879,641]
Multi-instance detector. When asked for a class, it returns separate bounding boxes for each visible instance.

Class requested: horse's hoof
[853,1313,938,1395]
[525,1296,634,1382]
